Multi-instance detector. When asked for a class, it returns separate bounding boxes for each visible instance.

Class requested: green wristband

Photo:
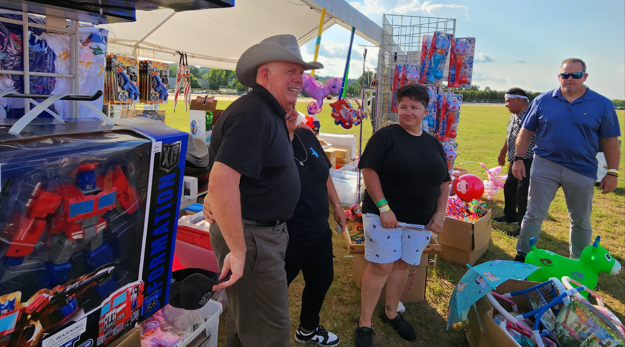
[375,199,388,208]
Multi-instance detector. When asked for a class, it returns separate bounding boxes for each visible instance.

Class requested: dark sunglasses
[559,72,585,79]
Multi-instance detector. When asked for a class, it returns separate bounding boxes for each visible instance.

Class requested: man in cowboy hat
[206,34,322,347]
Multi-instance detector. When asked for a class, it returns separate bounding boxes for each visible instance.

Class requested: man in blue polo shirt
[511,58,621,261]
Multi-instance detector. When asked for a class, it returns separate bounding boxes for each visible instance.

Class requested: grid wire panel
[375,15,456,131]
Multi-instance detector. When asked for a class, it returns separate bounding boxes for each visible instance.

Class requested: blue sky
[300,0,625,100]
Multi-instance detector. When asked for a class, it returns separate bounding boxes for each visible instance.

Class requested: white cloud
[475,53,493,63]
[350,0,469,21]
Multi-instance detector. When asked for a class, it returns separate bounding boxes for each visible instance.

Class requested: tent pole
[339,26,356,100]
[134,10,176,57]
[310,7,325,77]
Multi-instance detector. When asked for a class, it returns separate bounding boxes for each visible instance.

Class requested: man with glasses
[511,58,621,262]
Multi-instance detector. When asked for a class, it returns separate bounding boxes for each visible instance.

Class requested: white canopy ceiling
[100,0,381,70]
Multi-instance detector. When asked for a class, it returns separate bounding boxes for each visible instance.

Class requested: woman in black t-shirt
[354,85,451,347]
[284,108,346,346]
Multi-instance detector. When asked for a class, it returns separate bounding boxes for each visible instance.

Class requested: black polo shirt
[287,128,332,246]
[209,83,300,222]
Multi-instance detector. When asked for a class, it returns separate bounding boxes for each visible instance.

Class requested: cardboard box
[323,148,337,168]
[0,117,187,347]
[318,133,357,159]
[352,252,429,303]
[108,327,141,347]
[465,279,540,347]
[439,210,492,265]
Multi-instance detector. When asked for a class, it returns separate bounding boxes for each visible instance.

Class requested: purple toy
[427,34,451,82]
[302,74,342,113]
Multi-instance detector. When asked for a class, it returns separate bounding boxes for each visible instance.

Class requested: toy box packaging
[105,55,140,104]
[0,117,187,347]
[139,60,169,104]
[447,37,476,89]
[189,96,222,146]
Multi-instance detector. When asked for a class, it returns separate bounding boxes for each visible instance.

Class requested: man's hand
[425,213,444,233]
[599,175,618,194]
[212,251,245,291]
[497,151,506,167]
[203,197,214,223]
[512,160,526,180]
[380,210,399,229]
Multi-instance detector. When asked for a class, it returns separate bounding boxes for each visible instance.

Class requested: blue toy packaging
[105,54,140,104]
[0,117,187,347]
[423,85,438,133]
[448,37,476,89]
[139,60,169,104]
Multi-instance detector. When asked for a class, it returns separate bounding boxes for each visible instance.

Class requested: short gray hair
[561,58,586,72]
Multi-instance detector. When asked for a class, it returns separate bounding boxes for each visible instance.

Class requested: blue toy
[152,71,169,101]
[427,33,451,82]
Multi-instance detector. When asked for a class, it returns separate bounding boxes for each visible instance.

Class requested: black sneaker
[295,325,339,346]
[354,326,374,347]
[493,215,517,224]
[514,252,526,263]
[504,228,521,237]
[379,312,416,341]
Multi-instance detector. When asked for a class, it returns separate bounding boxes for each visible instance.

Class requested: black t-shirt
[287,128,332,245]
[358,124,451,225]
[209,83,300,222]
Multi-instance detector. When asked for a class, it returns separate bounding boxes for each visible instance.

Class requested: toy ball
[454,174,484,201]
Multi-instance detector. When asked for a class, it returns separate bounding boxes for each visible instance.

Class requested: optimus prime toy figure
[0,162,141,301]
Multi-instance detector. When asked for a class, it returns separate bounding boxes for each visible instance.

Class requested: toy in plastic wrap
[391,64,404,113]
[405,64,420,84]
[139,60,169,104]
[448,37,476,88]
[479,163,507,200]
[438,94,461,141]
[105,55,139,104]
[420,32,453,84]
[97,282,145,345]
[555,299,625,347]
[330,99,365,129]
[423,86,438,133]
[301,74,342,113]
[525,236,621,291]
[0,264,115,347]
[453,174,484,201]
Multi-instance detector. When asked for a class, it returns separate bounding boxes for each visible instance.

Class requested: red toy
[330,99,365,129]
[453,174,485,201]
[4,163,139,268]
[97,282,145,345]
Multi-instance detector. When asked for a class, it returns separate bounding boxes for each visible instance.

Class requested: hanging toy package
[448,37,476,88]
[105,54,140,104]
[139,60,169,104]
[419,31,453,85]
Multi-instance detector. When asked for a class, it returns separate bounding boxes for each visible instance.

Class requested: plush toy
[525,236,621,291]
[454,174,484,201]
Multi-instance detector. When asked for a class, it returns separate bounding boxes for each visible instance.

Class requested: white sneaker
[295,325,340,346]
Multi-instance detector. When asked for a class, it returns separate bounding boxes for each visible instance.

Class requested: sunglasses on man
[559,72,585,79]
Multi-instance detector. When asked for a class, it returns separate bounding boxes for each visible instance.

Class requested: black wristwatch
[514,156,525,161]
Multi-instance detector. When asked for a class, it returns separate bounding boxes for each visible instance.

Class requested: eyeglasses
[559,72,585,79]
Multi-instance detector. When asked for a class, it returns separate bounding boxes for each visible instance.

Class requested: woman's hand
[380,209,399,229]
[333,206,347,233]
[425,212,444,233]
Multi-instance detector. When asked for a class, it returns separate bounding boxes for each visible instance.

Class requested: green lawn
[162,100,625,346]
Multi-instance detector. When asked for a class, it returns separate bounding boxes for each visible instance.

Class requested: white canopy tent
[100,0,381,69]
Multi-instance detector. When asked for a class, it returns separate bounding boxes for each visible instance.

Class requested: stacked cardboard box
[438,210,492,265]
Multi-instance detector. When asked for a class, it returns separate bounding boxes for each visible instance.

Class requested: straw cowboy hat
[236,34,323,87]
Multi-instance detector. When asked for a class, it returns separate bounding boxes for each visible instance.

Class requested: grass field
[162,101,624,346]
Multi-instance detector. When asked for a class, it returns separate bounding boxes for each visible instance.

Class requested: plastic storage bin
[176,300,223,347]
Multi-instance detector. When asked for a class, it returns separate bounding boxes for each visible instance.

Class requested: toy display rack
[0,7,82,119]
[374,15,455,131]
